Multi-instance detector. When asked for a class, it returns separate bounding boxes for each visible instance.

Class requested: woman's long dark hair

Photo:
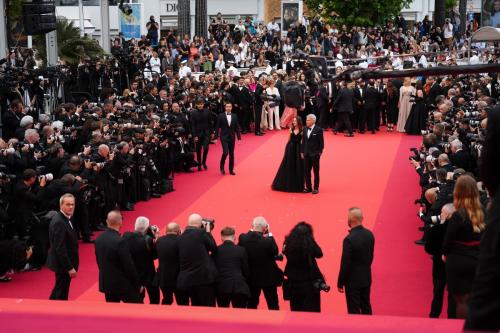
[284,221,315,254]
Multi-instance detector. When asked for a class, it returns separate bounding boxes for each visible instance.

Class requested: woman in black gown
[385,81,399,132]
[405,84,427,135]
[272,117,304,192]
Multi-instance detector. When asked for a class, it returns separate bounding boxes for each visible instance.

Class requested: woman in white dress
[397,78,415,133]
[266,79,281,130]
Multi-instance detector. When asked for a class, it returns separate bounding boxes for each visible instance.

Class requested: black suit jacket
[155,234,180,290]
[47,212,79,273]
[427,83,443,106]
[94,228,141,294]
[177,227,218,290]
[215,112,241,142]
[337,225,375,289]
[190,108,213,138]
[364,86,379,108]
[238,231,283,287]
[302,125,324,157]
[353,87,366,109]
[214,240,250,296]
[122,231,157,286]
[424,222,448,279]
[333,88,354,113]
[254,83,265,108]
[239,86,254,111]
[449,149,474,172]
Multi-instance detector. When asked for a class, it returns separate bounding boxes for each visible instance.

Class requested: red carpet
[0,130,434,317]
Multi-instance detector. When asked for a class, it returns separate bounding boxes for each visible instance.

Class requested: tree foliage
[304,0,413,26]
[34,19,106,66]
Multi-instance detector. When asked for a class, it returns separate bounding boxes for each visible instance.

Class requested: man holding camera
[146,16,159,47]
[122,216,160,304]
[337,207,375,315]
[95,210,143,303]
[176,213,218,306]
[239,216,283,310]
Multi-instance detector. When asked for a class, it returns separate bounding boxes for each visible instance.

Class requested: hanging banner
[119,3,143,40]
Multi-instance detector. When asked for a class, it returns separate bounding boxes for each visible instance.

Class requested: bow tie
[308,128,312,131]
[226,113,231,116]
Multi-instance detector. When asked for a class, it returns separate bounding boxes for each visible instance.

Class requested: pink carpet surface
[0,129,439,318]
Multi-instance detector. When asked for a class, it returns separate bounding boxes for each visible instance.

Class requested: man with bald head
[337,207,375,315]
[156,222,188,305]
[176,213,218,306]
[94,210,143,303]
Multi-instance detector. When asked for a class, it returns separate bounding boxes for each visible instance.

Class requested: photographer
[123,217,160,304]
[283,221,326,312]
[176,213,218,307]
[238,216,284,310]
[146,16,159,47]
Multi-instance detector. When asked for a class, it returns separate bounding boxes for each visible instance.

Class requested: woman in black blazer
[283,222,325,312]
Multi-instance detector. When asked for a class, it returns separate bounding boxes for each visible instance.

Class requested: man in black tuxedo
[352,80,366,132]
[238,216,283,310]
[253,75,267,136]
[333,82,355,137]
[214,226,250,308]
[424,204,457,318]
[190,98,214,171]
[238,78,254,133]
[176,213,218,307]
[47,193,79,301]
[364,80,380,134]
[156,222,188,305]
[122,216,160,304]
[301,114,324,195]
[426,76,443,107]
[337,207,375,315]
[214,101,241,175]
[94,211,143,303]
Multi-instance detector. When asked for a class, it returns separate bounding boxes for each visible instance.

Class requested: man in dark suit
[214,101,241,175]
[190,98,214,171]
[47,193,79,300]
[449,139,473,172]
[333,82,355,137]
[352,80,366,132]
[214,226,250,308]
[122,216,159,304]
[238,216,283,310]
[301,114,324,195]
[176,213,218,307]
[253,75,267,136]
[337,207,375,315]
[364,80,380,134]
[238,78,254,133]
[94,211,143,303]
[156,222,188,305]
[426,76,443,107]
[424,204,457,318]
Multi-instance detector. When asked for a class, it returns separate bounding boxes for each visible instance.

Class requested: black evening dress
[405,96,427,135]
[272,132,304,192]
[386,92,399,124]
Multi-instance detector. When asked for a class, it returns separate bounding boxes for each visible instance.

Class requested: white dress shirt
[307,125,315,138]
[226,113,231,126]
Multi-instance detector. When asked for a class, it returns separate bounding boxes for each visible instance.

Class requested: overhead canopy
[470,26,500,42]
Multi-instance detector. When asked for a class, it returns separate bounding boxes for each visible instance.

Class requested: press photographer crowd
[0,9,499,328]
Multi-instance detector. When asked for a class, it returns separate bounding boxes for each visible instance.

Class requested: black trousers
[105,290,143,303]
[220,139,235,172]
[195,134,210,166]
[358,107,368,132]
[247,285,279,310]
[366,106,378,131]
[216,293,248,308]
[430,277,457,318]
[239,108,251,132]
[160,287,189,305]
[178,284,216,307]
[345,286,372,315]
[289,280,321,312]
[304,155,320,191]
[335,113,353,134]
[143,285,160,304]
[319,106,330,129]
[49,271,72,300]
[254,104,263,134]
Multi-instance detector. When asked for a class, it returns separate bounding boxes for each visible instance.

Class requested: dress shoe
[203,164,208,170]
[229,170,236,175]
[220,169,226,175]
[255,132,264,136]
[414,239,425,245]
[332,130,338,135]
[359,131,365,134]
[303,188,312,193]
[241,130,247,134]
[82,239,95,244]
[345,134,354,137]
[371,130,376,134]
[312,189,319,195]
[198,165,202,171]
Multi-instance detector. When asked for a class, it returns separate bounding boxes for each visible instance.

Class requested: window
[56,0,118,6]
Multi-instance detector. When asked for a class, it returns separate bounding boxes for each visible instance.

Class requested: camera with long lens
[313,279,331,292]
[201,217,215,231]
